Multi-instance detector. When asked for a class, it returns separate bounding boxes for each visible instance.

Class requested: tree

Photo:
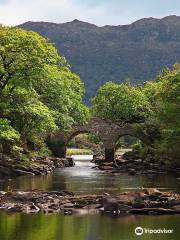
[0,26,89,154]
[143,64,180,165]
[91,70,179,166]
[0,119,20,153]
[91,81,151,125]
[0,27,60,94]
[38,65,90,130]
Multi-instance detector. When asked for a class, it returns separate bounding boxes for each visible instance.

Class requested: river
[0,156,179,240]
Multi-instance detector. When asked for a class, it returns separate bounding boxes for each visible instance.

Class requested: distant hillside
[19,16,180,103]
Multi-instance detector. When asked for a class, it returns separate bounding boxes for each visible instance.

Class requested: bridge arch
[67,128,102,144]
[66,130,103,156]
[115,134,141,153]
[47,118,150,162]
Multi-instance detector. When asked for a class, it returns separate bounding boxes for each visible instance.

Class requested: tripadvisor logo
[135,227,143,236]
[135,226,174,236]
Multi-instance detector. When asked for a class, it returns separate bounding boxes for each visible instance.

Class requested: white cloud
[0,0,180,26]
[0,0,70,25]
[0,0,104,26]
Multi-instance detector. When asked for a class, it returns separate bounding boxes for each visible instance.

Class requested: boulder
[144,188,162,196]
[83,204,102,209]
[98,165,114,170]
[132,202,147,208]
[0,166,10,176]
[102,197,118,213]
[61,203,74,209]
[66,157,75,167]
[0,190,179,216]
[102,197,131,214]
[129,207,180,215]
[64,209,73,215]
[172,205,180,211]
[24,203,40,213]
[141,170,157,174]
[128,169,137,175]
[13,169,35,176]
[7,205,23,212]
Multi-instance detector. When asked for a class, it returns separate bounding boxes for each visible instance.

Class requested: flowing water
[0,156,179,240]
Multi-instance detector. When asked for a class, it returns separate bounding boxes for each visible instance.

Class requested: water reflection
[0,156,179,240]
[0,158,179,194]
[0,212,179,240]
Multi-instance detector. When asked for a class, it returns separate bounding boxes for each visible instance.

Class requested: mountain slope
[19,16,180,103]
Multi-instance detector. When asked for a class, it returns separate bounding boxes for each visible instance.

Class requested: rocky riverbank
[93,154,180,175]
[0,154,74,177]
[0,188,179,216]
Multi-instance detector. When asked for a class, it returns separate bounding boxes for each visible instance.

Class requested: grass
[67,148,131,156]
[67,148,93,155]
[116,148,132,155]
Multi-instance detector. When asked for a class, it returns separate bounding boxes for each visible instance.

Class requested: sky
[0,0,180,26]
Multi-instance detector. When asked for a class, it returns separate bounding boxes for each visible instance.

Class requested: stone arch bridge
[48,117,148,162]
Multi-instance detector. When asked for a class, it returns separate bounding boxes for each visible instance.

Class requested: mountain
[19,16,180,103]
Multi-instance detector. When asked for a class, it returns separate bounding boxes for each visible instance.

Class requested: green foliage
[87,133,101,144]
[38,66,90,130]
[2,87,57,141]
[0,26,89,154]
[143,64,180,165]
[0,119,20,143]
[0,27,60,92]
[91,81,151,124]
[92,64,179,166]
[0,119,20,153]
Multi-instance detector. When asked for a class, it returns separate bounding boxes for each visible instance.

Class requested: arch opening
[115,134,142,159]
[67,131,103,160]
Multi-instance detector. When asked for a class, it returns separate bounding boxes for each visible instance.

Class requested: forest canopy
[91,82,151,125]
[0,26,89,154]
